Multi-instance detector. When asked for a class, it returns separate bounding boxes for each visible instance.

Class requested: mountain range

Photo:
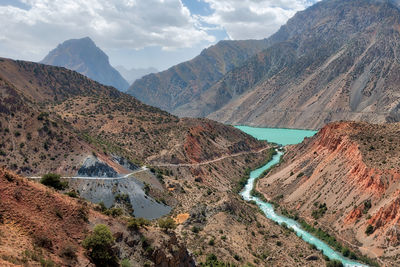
[127,39,271,113]
[129,0,400,129]
[41,37,129,91]
[3,0,400,266]
[0,57,324,266]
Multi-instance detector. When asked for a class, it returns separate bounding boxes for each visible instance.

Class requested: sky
[0,0,319,71]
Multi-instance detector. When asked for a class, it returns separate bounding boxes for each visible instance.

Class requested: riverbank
[240,150,368,267]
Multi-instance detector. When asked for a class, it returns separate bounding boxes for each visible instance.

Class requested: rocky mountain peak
[41,37,129,91]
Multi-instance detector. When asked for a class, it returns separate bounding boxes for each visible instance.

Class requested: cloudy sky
[0,0,319,71]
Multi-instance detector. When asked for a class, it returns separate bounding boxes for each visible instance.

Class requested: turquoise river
[236,126,368,267]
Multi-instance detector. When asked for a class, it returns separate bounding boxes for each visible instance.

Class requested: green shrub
[312,203,327,219]
[365,225,374,235]
[40,173,67,190]
[121,258,131,267]
[341,247,350,257]
[158,217,176,231]
[66,190,78,198]
[40,258,55,267]
[363,199,372,214]
[326,260,344,267]
[83,224,117,266]
[107,207,123,217]
[127,218,150,231]
[191,226,201,233]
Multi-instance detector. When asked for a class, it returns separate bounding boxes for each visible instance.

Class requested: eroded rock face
[131,0,400,129]
[112,155,138,171]
[257,122,400,265]
[152,234,195,267]
[78,156,118,177]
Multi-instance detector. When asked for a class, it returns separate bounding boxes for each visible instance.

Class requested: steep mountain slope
[127,39,271,112]
[41,37,129,91]
[0,58,327,266]
[257,121,400,265]
[131,0,400,129]
[0,169,194,266]
[205,0,400,129]
[115,65,158,84]
[0,57,265,176]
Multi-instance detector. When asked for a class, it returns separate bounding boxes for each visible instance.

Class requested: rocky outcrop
[151,234,195,267]
[112,155,138,171]
[78,156,118,177]
[368,191,400,237]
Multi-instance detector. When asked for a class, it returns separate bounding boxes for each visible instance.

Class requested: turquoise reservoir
[235,125,317,145]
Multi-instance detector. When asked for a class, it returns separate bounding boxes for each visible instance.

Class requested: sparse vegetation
[60,244,77,260]
[312,202,327,219]
[33,235,53,250]
[127,217,150,231]
[83,224,118,266]
[121,258,131,267]
[365,224,374,235]
[363,199,371,214]
[158,217,176,231]
[65,190,78,198]
[326,260,344,267]
[40,173,67,190]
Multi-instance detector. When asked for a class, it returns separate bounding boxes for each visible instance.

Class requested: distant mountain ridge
[207,0,400,129]
[130,0,400,129]
[41,37,129,91]
[127,39,272,112]
[115,65,158,84]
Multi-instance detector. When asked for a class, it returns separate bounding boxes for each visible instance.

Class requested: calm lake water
[237,126,367,267]
[235,125,317,145]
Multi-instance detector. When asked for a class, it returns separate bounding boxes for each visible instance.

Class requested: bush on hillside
[326,259,344,267]
[40,173,67,190]
[127,217,150,231]
[365,224,374,235]
[83,224,118,266]
[158,217,176,231]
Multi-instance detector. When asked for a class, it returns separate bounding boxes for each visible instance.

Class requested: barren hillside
[257,121,400,266]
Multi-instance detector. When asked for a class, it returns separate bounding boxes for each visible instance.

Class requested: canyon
[257,121,400,266]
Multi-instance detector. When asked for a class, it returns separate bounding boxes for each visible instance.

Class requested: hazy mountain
[115,65,158,84]
[41,37,129,91]
[130,0,400,130]
[127,39,273,112]
[206,0,400,129]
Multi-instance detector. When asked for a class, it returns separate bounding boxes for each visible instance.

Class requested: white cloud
[201,0,318,40]
[0,0,215,61]
[0,0,319,67]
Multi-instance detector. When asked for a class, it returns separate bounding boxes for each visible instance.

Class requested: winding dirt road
[150,146,271,167]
